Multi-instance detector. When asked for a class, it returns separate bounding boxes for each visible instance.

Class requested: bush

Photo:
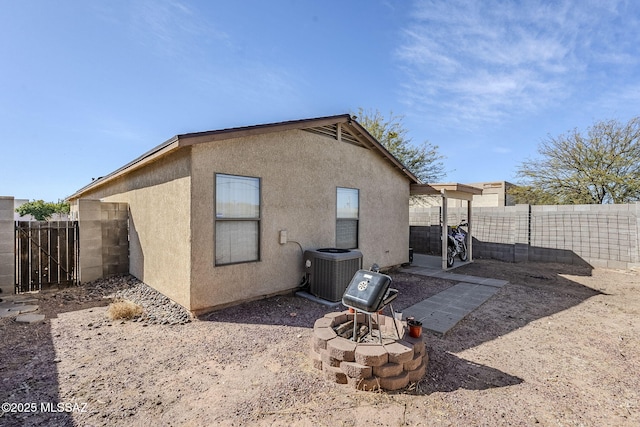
[106,300,143,320]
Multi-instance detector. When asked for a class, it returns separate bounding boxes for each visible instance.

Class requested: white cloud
[396,0,640,129]
[123,1,303,113]
[129,0,230,59]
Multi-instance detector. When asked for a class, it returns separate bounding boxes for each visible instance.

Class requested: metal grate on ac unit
[304,248,363,302]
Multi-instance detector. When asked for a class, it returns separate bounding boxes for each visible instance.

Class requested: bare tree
[515,117,640,204]
[355,108,446,183]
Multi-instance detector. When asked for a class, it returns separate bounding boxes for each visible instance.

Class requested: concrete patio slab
[403,282,501,335]
[399,266,508,288]
[0,298,40,307]
[400,254,509,335]
[0,309,18,318]
[8,305,40,314]
[1,298,43,322]
[15,314,46,324]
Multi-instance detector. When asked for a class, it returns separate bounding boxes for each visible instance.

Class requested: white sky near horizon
[1,0,639,201]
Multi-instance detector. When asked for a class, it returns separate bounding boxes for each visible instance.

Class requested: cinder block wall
[409,206,441,254]
[410,203,640,269]
[74,199,103,283]
[101,202,129,277]
[72,199,129,283]
[530,204,639,269]
[0,196,15,295]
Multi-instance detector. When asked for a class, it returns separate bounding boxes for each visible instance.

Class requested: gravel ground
[1,261,638,426]
[108,278,192,326]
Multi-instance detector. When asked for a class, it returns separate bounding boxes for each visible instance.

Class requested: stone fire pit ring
[310,310,428,391]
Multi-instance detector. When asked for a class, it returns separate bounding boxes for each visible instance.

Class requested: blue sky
[2,0,639,201]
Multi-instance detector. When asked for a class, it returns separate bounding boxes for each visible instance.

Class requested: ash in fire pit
[332,314,396,343]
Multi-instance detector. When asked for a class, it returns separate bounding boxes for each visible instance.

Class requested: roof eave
[347,120,420,184]
[66,137,180,201]
[177,114,352,146]
[67,113,420,200]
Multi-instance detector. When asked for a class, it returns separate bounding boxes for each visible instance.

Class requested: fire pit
[310,310,428,391]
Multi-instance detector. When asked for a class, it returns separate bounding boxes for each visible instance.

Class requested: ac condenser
[304,248,363,302]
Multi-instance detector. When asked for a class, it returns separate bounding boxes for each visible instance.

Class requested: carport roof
[410,183,483,201]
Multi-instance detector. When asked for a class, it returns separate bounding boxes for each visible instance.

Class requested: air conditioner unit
[304,248,363,302]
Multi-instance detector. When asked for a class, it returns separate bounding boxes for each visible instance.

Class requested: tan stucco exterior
[69,116,415,313]
[189,129,410,312]
[73,149,193,308]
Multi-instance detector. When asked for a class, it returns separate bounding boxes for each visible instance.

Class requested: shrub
[106,300,143,320]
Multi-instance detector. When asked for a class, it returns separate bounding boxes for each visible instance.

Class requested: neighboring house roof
[68,114,419,201]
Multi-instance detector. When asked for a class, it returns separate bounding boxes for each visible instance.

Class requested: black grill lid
[342,270,392,313]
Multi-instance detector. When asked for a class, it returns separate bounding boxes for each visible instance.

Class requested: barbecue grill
[342,269,400,342]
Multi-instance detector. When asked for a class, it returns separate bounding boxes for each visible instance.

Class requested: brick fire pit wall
[310,311,428,391]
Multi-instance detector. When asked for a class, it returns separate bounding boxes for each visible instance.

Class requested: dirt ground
[1,259,638,426]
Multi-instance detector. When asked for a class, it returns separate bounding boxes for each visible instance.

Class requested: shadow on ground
[0,294,110,427]
[409,258,603,395]
[418,352,523,393]
[203,258,604,396]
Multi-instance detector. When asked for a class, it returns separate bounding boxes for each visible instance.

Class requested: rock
[92,277,194,327]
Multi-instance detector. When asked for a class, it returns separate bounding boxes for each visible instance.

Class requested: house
[67,114,419,314]
[461,181,516,207]
[410,181,516,210]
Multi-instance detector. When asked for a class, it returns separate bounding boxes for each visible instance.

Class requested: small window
[215,174,260,265]
[336,187,359,249]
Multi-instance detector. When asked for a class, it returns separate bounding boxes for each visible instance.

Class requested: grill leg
[388,303,400,340]
[353,311,358,342]
[370,314,380,343]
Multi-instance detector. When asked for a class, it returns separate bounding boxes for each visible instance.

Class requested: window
[336,187,359,249]
[215,174,260,265]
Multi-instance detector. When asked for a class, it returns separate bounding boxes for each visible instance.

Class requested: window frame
[336,186,359,249]
[214,173,261,266]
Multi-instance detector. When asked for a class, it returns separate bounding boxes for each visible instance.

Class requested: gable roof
[68,114,419,200]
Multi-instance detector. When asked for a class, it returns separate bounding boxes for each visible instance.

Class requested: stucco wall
[74,150,192,309]
[189,129,410,313]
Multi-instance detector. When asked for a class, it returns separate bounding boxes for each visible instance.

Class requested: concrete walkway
[399,254,508,335]
[0,295,45,323]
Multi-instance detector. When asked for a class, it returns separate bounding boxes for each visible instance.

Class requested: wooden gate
[15,221,78,293]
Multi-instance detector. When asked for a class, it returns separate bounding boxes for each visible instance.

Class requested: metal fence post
[514,204,530,263]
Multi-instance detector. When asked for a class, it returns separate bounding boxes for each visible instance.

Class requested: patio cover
[410,183,483,269]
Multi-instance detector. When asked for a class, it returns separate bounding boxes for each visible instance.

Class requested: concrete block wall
[75,199,103,283]
[0,196,15,295]
[409,205,440,227]
[529,204,639,268]
[101,202,129,277]
[409,226,432,254]
[409,202,640,269]
[410,206,521,262]
[409,206,441,254]
[513,204,530,262]
[72,199,129,283]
